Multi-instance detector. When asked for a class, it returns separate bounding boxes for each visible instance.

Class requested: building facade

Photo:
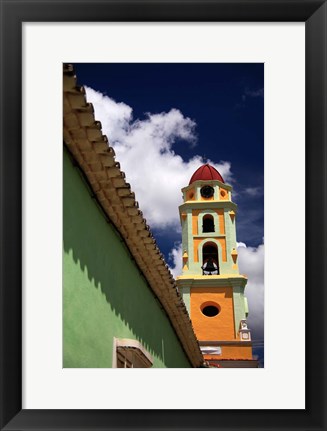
[176,164,258,367]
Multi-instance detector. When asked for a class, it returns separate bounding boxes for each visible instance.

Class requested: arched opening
[202,242,219,275]
[202,214,215,233]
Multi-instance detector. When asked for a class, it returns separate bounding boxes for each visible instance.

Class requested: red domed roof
[189,163,224,185]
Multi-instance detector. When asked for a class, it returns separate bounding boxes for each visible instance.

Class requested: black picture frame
[1,1,326,430]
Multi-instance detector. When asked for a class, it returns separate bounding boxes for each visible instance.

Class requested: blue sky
[74,63,263,245]
[73,63,264,366]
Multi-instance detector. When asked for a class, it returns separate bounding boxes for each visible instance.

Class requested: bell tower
[176,164,256,367]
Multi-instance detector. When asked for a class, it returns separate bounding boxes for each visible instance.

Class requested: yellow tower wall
[217,209,225,234]
[190,287,235,340]
[192,209,201,235]
[203,345,253,361]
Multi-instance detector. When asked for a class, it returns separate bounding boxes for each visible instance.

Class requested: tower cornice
[176,274,248,288]
[179,201,237,212]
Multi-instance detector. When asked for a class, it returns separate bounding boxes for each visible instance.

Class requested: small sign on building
[200,346,222,355]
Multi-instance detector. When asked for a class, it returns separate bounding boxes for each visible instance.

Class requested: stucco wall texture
[190,287,235,340]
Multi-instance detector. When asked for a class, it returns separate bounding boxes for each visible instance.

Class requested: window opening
[202,304,220,317]
[115,339,153,368]
[202,214,215,233]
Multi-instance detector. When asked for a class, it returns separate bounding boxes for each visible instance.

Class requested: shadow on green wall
[63,149,190,368]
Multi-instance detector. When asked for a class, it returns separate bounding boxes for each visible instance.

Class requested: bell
[206,259,216,273]
[202,258,218,275]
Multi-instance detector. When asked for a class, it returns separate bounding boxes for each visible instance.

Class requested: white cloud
[85,87,233,229]
[237,87,264,108]
[244,87,264,98]
[168,242,183,279]
[244,186,263,197]
[238,242,264,341]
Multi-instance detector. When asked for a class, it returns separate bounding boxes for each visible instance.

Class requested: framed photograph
[63,61,264,371]
[1,1,326,430]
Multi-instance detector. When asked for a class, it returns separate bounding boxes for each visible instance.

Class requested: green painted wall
[232,287,247,336]
[63,148,191,368]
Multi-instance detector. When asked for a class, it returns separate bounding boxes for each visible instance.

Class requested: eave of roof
[63,64,203,368]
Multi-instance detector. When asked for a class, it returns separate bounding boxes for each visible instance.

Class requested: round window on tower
[200,185,214,198]
[201,302,220,317]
